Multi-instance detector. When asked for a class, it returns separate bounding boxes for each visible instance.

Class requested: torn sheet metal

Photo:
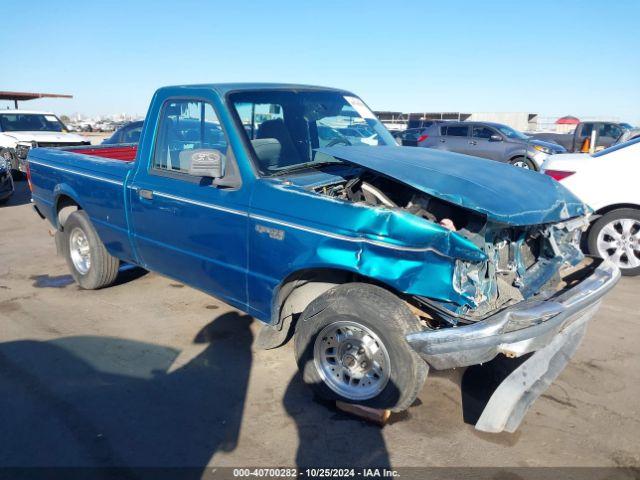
[317,146,589,226]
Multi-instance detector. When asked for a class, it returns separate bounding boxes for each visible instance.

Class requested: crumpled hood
[317,146,589,226]
[1,131,87,144]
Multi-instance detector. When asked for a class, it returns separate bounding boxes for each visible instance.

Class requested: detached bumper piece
[406,259,620,433]
[473,311,590,433]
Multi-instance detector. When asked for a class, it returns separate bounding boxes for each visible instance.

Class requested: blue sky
[1,0,639,123]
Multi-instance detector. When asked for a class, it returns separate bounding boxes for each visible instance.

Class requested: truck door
[129,98,249,308]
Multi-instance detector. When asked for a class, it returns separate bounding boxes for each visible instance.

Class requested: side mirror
[489,134,503,142]
[184,149,226,178]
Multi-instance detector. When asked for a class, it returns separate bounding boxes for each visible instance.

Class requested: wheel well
[273,268,356,325]
[594,203,640,216]
[55,195,81,230]
[582,203,640,250]
[266,268,402,348]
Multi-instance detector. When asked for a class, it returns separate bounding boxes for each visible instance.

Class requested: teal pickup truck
[28,84,619,432]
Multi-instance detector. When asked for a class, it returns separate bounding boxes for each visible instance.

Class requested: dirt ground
[1,180,639,470]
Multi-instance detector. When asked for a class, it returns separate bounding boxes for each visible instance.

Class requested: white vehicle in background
[0,110,90,174]
[541,137,640,275]
[337,126,379,146]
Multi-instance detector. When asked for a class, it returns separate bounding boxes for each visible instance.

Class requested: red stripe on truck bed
[69,144,138,162]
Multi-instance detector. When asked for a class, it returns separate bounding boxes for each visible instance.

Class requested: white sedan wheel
[596,218,640,270]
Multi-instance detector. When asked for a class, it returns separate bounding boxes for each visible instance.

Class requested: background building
[375,111,538,131]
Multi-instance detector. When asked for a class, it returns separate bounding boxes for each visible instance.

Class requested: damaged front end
[300,146,620,433]
[443,214,590,323]
[310,167,592,327]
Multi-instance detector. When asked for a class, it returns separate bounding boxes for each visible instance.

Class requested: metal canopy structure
[0,91,73,109]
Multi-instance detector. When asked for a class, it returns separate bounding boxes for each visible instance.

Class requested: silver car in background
[418,121,566,170]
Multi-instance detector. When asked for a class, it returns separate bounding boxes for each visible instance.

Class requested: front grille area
[16,141,90,160]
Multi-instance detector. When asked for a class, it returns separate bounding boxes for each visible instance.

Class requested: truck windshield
[229,90,396,176]
[0,113,66,132]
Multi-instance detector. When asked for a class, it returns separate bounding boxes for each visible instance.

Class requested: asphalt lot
[1,179,639,470]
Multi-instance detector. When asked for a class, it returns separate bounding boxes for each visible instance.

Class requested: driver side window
[472,126,495,139]
[153,100,228,173]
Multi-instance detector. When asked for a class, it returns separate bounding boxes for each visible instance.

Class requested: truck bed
[28,145,136,262]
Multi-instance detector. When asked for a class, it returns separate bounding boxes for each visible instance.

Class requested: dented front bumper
[406,259,620,370]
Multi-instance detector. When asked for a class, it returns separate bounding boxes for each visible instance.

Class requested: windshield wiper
[270,160,343,176]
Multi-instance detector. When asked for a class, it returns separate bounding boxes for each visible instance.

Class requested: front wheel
[294,283,428,412]
[588,208,640,276]
[510,157,536,170]
[62,210,120,289]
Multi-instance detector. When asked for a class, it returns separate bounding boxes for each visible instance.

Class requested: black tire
[11,170,25,181]
[62,210,120,289]
[509,156,536,170]
[587,208,640,276]
[294,283,428,412]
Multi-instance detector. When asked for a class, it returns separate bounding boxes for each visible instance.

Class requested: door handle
[439,139,446,143]
[469,140,477,145]
[138,189,154,200]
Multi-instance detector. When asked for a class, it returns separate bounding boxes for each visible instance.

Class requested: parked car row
[395,120,635,169]
[414,120,566,170]
[67,119,137,133]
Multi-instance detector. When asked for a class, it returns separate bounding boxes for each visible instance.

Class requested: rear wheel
[62,210,120,289]
[294,283,428,412]
[588,208,640,276]
[510,156,536,170]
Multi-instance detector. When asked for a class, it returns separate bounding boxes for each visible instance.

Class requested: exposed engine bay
[315,171,486,235]
[312,171,590,325]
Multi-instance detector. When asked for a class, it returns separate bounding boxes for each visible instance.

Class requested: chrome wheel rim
[313,320,391,400]
[596,218,640,270]
[512,160,530,169]
[69,227,91,274]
